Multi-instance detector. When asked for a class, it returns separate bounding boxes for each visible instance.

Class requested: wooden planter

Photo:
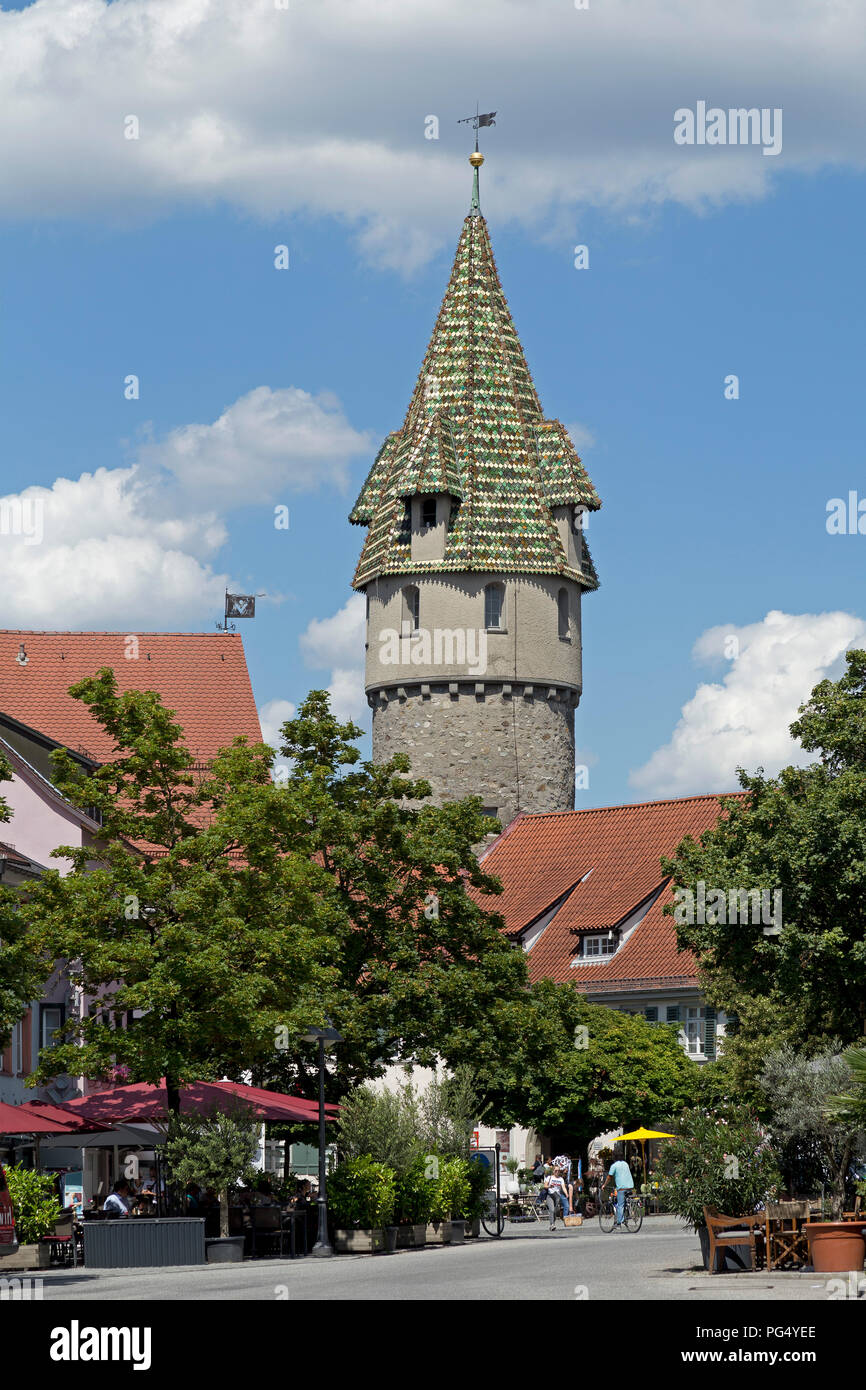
[0,1243,51,1271]
[396,1224,426,1248]
[334,1228,386,1254]
[804,1223,866,1273]
[425,1219,464,1244]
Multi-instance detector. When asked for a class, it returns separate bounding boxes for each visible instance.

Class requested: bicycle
[480,1187,507,1236]
[599,1188,643,1233]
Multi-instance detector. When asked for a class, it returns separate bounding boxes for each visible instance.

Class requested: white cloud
[257,697,296,754]
[0,385,366,629]
[2,0,865,269]
[140,386,369,509]
[629,609,866,797]
[299,595,368,725]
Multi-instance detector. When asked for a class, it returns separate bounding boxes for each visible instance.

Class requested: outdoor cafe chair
[703,1206,765,1273]
[251,1205,287,1259]
[765,1200,810,1271]
[42,1209,79,1268]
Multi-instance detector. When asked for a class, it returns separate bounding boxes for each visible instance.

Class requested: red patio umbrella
[0,1099,83,1135]
[16,1100,110,1133]
[60,1079,338,1126]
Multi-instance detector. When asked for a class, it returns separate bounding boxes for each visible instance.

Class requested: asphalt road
[28,1217,856,1301]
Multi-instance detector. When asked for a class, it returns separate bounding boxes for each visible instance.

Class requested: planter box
[206,1236,245,1264]
[396,1224,426,1249]
[334,1228,385,1254]
[0,1243,51,1272]
[83,1217,206,1269]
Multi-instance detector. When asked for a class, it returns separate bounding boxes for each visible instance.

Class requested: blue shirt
[608,1160,634,1189]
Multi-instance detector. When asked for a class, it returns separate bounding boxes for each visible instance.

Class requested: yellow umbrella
[614,1127,676,1189]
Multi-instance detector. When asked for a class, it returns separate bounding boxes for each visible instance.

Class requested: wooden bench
[703,1206,764,1273]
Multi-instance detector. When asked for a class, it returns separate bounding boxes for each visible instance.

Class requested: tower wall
[371,683,576,830]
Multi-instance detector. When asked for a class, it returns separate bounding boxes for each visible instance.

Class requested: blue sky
[1,0,865,809]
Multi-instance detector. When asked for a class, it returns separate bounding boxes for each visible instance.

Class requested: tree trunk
[219,1189,229,1239]
[165,1075,181,1116]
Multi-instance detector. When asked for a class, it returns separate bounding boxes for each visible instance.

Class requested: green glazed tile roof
[350,205,601,589]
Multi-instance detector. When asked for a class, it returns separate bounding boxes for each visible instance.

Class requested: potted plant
[428,1157,471,1244]
[394,1158,431,1248]
[165,1107,258,1262]
[658,1108,780,1270]
[2,1164,60,1269]
[329,1156,396,1253]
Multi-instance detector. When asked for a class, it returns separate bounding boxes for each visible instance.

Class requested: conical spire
[350,164,601,589]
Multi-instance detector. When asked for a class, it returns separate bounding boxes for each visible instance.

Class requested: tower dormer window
[402,585,420,632]
[421,496,437,530]
[557,587,570,640]
[484,582,505,631]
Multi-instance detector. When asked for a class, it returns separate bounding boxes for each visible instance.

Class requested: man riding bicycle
[602,1155,635,1230]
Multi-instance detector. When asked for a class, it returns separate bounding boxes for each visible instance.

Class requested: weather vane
[458,105,497,152]
[458,106,496,213]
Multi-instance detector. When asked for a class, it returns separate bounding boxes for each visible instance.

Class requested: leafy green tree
[164,1108,259,1237]
[662,650,866,1055]
[473,977,698,1152]
[19,670,334,1110]
[255,692,534,1102]
[336,1080,421,1171]
[760,1044,864,1219]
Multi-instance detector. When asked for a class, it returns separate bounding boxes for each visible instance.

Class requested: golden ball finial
[469,150,484,168]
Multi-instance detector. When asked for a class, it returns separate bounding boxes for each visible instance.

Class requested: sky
[1,0,865,809]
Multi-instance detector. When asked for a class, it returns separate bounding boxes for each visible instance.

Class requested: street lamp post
[301,1024,342,1258]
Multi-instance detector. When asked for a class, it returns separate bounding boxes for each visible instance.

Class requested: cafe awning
[59,1079,337,1127]
[0,1098,84,1135]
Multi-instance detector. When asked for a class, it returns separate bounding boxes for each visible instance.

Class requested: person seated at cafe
[103,1180,132,1217]
[186,1183,203,1211]
[293,1179,314,1211]
[253,1179,277,1207]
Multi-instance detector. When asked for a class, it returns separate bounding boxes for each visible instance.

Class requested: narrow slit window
[403,585,420,631]
[557,587,570,639]
[484,583,504,630]
[421,496,437,530]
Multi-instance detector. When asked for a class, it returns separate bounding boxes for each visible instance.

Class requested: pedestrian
[544,1170,569,1230]
[602,1154,635,1230]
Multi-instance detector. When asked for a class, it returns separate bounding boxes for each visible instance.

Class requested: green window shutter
[666,1005,680,1023]
[644,1006,658,1023]
[703,1007,717,1059]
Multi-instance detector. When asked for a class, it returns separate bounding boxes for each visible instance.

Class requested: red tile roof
[0,631,262,763]
[476,794,739,992]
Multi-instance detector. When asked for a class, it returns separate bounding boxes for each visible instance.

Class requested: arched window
[557,587,570,640]
[484,582,505,630]
[402,585,420,632]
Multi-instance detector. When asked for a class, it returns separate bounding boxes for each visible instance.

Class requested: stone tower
[349,151,601,828]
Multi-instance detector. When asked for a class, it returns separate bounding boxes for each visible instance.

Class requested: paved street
[31,1217,852,1301]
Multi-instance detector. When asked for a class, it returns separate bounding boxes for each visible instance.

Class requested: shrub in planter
[328,1157,396,1232]
[658,1107,780,1243]
[464,1159,491,1223]
[395,1158,432,1227]
[429,1157,471,1224]
[4,1165,61,1244]
[164,1107,258,1239]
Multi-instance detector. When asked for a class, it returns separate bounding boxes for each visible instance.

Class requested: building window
[40,1005,64,1051]
[557,587,570,640]
[684,1006,704,1055]
[582,932,616,958]
[484,583,504,630]
[402,585,420,632]
[421,496,437,530]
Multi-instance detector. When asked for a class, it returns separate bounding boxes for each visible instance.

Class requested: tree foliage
[662,649,866,1059]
